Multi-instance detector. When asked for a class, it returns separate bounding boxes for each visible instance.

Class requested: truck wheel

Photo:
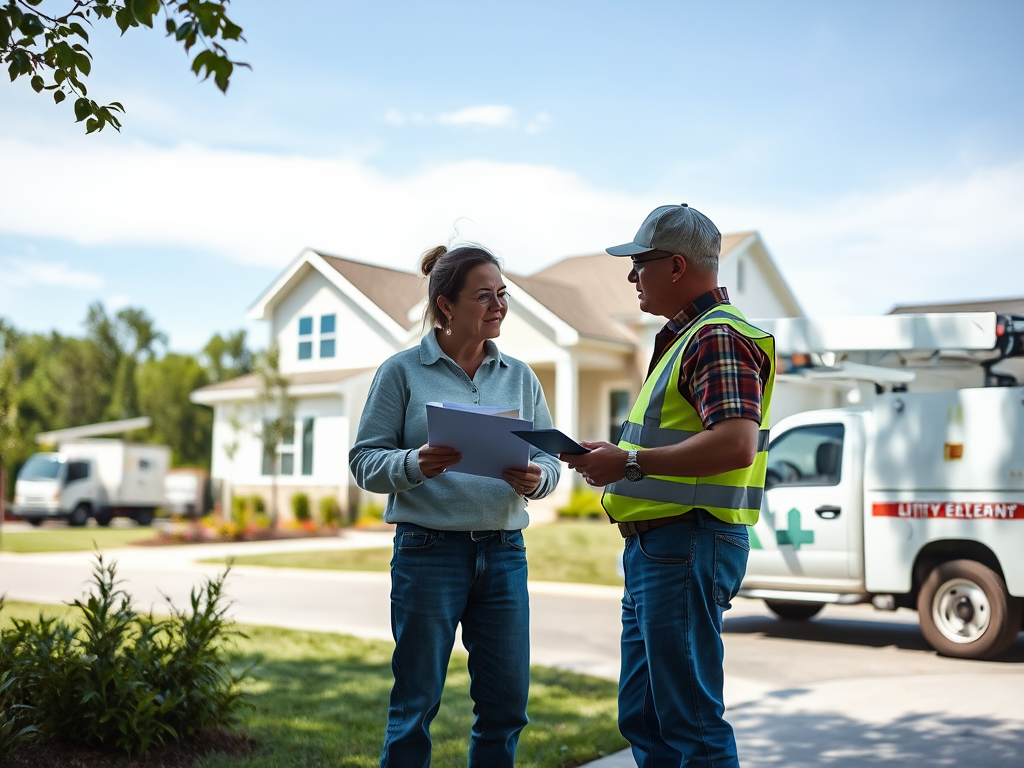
[68,504,89,527]
[134,508,154,527]
[27,518,44,528]
[765,600,825,621]
[917,559,1022,660]
[94,509,113,527]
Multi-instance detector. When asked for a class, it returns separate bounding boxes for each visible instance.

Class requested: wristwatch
[624,450,644,482]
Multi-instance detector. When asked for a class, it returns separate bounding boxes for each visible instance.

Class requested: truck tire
[917,559,1022,660]
[68,504,89,527]
[134,508,154,527]
[765,600,825,621]
[94,509,113,527]
[27,517,44,528]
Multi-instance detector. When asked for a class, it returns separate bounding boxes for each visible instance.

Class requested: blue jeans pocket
[504,531,526,551]
[636,524,693,564]
[398,530,439,552]
[713,532,750,608]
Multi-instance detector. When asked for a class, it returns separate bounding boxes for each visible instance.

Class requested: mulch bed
[6,729,257,767]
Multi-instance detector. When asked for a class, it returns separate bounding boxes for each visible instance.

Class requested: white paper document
[425,402,533,479]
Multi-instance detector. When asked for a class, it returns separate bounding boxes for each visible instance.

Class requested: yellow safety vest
[602,304,776,525]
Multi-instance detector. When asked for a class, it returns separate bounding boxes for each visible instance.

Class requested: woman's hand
[418,444,462,479]
[502,462,543,497]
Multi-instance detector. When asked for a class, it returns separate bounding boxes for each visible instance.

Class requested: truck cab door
[749,419,859,587]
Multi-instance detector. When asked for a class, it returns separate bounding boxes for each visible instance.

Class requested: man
[563,204,775,768]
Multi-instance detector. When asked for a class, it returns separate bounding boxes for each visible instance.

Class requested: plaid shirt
[648,288,770,429]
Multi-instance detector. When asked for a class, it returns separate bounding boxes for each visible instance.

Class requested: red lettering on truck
[872,502,1023,520]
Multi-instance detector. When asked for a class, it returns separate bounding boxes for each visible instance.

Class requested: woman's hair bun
[420,245,448,276]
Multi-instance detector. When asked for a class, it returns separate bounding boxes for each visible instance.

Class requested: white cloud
[5,257,104,290]
[525,111,551,135]
[0,136,1020,319]
[436,104,516,127]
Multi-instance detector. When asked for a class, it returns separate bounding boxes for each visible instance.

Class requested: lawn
[1,600,627,767]
[0,526,153,553]
[207,520,627,586]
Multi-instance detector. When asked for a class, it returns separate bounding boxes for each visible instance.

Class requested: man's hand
[418,445,462,479]
[560,441,628,487]
[502,462,544,496]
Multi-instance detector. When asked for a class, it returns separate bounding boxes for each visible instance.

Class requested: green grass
[205,521,627,586]
[0,526,152,553]
[1,600,626,767]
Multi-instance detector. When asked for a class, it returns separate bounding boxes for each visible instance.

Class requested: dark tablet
[511,429,590,457]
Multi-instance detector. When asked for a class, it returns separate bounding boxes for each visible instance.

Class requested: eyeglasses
[460,291,510,307]
[630,253,676,271]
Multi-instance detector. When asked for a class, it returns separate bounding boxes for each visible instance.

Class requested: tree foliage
[1,0,248,133]
[0,307,254,496]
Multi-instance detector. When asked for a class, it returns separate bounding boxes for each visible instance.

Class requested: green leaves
[2,1,248,133]
[0,556,251,757]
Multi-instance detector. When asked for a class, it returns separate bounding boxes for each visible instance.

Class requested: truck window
[17,455,64,481]
[66,461,90,483]
[766,424,844,489]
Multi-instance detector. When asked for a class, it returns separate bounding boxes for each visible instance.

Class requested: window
[261,419,296,476]
[736,258,746,293]
[298,316,314,360]
[609,389,632,444]
[765,424,844,489]
[320,313,336,358]
[66,461,90,483]
[302,418,315,475]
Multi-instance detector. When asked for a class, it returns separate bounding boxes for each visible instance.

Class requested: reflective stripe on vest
[602,304,776,526]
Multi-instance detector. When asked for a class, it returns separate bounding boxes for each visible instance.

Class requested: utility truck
[741,312,1024,660]
[11,418,169,527]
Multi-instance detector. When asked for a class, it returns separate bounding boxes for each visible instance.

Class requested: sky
[1,0,1022,352]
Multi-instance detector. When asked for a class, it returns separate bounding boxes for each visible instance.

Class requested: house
[191,233,803,520]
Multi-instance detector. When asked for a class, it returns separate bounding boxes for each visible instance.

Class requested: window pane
[282,420,295,446]
[766,424,844,489]
[320,338,336,358]
[261,420,275,475]
[609,389,632,444]
[298,341,313,360]
[302,418,314,475]
[280,453,294,476]
[298,317,313,335]
[320,314,336,334]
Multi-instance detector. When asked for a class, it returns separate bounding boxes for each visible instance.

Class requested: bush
[0,668,37,760]
[557,486,605,519]
[291,492,311,522]
[356,498,385,525]
[0,556,250,757]
[319,495,342,527]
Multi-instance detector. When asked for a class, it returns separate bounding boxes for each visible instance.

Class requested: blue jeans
[380,522,530,768]
[619,511,750,768]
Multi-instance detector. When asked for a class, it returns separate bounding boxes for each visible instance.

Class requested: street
[1,530,1022,767]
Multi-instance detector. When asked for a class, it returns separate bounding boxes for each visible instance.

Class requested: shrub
[0,669,37,760]
[231,495,249,527]
[291,492,311,522]
[319,495,342,527]
[0,556,250,757]
[356,498,386,525]
[557,486,605,519]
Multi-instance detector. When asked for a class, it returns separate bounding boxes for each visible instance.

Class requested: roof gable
[317,252,425,331]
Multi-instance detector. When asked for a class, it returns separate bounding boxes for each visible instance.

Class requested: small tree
[0,321,24,546]
[219,405,243,523]
[253,344,295,529]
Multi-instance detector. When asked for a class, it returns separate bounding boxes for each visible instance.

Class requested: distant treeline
[0,302,255,494]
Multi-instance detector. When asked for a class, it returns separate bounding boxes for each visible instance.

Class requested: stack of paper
[425,402,532,479]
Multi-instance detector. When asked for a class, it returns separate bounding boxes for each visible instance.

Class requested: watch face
[624,463,644,482]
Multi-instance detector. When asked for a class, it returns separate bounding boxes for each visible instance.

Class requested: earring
[444,317,452,336]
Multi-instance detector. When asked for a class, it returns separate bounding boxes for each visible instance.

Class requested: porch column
[554,354,578,492]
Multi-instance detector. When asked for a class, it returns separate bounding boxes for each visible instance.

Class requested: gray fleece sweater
[348,331,561,531]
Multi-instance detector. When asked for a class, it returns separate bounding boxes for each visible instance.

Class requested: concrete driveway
[1,529,1022,767]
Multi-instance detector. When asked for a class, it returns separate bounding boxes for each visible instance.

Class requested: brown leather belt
[616,511,698,538]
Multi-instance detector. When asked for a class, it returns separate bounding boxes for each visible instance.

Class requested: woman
[349,244,561,768]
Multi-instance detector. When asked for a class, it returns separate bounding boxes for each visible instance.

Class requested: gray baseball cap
[606,203,721,257]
